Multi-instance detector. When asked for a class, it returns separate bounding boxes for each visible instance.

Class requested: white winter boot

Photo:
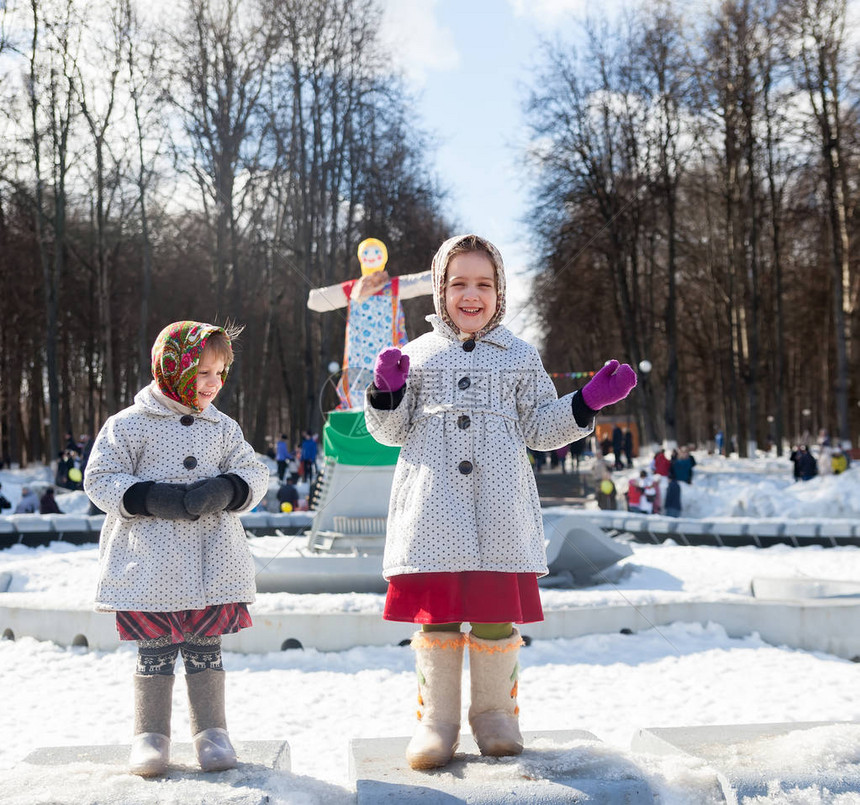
[186,669,237,772]
[467,628,524,757]
[129,674,174,776]
[405,630,466,770]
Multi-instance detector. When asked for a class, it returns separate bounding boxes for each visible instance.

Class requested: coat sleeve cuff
[220,473,250,511]
[571,391,598,428]
[367,383,405,410]
[123,481,154,516]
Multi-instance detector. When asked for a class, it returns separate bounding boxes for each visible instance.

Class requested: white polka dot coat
[364,315,594,579]
[85,385,269,612]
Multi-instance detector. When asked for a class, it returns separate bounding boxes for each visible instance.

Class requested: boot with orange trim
[467,627,524,756]
[405,630,466,770]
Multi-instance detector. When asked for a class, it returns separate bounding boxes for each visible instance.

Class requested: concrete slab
[24,740,290,771]
[751,576,860,600]
[632,722,860,802]
[350,731,658,803]
[9,740,351,805]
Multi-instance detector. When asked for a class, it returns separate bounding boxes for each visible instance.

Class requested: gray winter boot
[405,630,466,770]
[467,628,524,757]
[186,669,237,772]
[129,674,174,777]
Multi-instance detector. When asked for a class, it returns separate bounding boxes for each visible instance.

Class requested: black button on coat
[364,315,595,580]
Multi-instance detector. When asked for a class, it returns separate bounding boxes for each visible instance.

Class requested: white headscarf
[430,234,507,341]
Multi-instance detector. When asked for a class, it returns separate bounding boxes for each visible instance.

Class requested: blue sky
[380,0,589,340]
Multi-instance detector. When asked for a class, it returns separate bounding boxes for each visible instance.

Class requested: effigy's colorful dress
[338,277,408,408]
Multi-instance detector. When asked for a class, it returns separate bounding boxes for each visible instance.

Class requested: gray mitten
[145,483,194,520]
[185,476,235,517]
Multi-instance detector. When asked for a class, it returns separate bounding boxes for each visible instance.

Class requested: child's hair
[442,234,502,286]
[205,323,244,365]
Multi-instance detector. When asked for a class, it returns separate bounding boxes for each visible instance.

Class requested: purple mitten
[581,359,637,410]
[374,347,410,392]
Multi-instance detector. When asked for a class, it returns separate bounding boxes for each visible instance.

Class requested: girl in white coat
[365,235,637,770]
[85,321,268,777]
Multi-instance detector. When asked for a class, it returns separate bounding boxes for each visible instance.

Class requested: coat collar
[426,314,514,349]
[135,382,222,422]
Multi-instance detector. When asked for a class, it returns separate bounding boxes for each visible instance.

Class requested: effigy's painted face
[358,238,388,275]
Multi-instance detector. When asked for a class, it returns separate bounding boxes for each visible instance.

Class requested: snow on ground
[3,451,860,803]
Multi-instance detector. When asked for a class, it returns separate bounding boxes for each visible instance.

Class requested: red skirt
[116,604,252,643]
[384,571,543,624]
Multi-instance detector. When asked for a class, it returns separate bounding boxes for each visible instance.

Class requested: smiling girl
[365,234,637,770]
[85,321,268,777]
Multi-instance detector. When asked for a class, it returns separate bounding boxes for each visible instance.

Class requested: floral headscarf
[151,321,231,411]
[430,234,506,341]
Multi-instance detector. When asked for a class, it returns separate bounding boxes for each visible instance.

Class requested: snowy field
[3,451,860,803]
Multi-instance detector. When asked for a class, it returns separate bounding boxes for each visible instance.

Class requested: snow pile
[3,454,860,802]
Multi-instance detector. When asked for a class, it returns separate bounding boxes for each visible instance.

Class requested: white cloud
[508,0,632,30]
[378,0,460,85]
[508,0,589,25]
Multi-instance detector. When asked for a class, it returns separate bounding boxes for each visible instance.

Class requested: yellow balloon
[280,502,293,513]
[68,467,82,483]
[600,479,614,495]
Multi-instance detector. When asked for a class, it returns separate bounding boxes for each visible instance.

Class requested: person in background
[554,443,569,473]
[832,447,849,475]
[796,445,818,481]
[300,431,318,483]
[597,476,617,510]
[664,473,682,517]
[0,482,11,511]
[275,434,292,482]
[600,434,612,457]
[39,486,62,514]
[623,427,634,468]
[651,448,671,478]
[276,477,299,511]
[789,445,802,482]
[85,321,269,778]
[56,450,78,489]
[612,424,624,470]
[570,438,586,472]
[14,486,39,513]
[646,473,661,514]
[626,473,644,512]
[365,233,636,770]
[64,432,79,454]
[628,470,659,514]
[671,446,696,484]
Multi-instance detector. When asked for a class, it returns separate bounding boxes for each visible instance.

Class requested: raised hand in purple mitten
[373,347,410,392]
[581,359,637,410]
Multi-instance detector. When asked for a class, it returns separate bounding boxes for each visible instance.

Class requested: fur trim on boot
[406,630,466,770]
[467,628,524,757]
[186,669,237,772]
[129,674,174,776]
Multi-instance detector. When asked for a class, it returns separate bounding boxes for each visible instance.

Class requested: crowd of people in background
[53,433,93,491]
[1,420,857,519]
[789,429,851,482]
[586,442,696,517]
[267,430,321,512]
[0,427,325,517]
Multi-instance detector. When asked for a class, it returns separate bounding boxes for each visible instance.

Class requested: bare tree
[25,0,81,463]
[636,0,694,445]
[75,0,126,415]
[169,0,282,319]
[787,0,855,448]
[526,19,659,445]
[121,0,167,385]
